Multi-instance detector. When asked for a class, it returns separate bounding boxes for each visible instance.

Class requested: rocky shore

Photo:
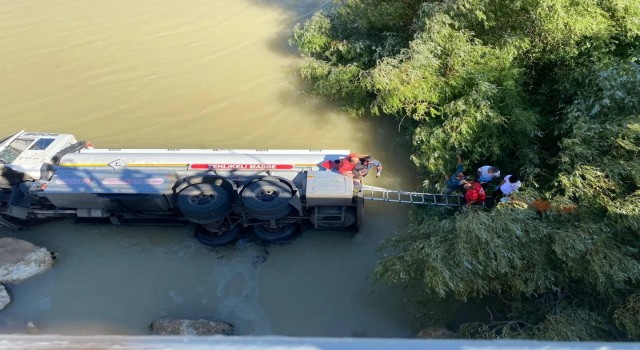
[0,237,54,311]
[150,319,234,336]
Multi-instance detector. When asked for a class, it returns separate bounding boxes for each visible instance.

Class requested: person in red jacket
[336,153,368,189]
[463,180,486,206]
[337,153,365,175]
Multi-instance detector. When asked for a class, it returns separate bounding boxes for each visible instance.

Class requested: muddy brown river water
[0,0,417,337]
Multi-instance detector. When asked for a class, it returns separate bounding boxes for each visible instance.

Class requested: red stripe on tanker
[188,164,295,170]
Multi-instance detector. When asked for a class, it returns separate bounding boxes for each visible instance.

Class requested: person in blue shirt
[477,165,501,188]
[444,154,468,194]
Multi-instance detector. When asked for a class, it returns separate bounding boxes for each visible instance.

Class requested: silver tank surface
[58,148,349,178]
[0,132,362,238]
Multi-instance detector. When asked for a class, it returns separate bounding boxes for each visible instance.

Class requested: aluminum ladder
[360,185,468,206]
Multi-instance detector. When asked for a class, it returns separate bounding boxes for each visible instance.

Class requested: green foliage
[440,0,640,65]
[458,306,610,340]
[365,12,538,173]
[296,58,369,116]
[553,221,640,294]
[598,0,640,40]
[333,0,424,37]
[614,292,640,339]
[608,191,640,232]
[375,196,640,302]
[375,202,559,300]
[555,59,640,227]
[291,0,640,341]
[291,12,332,57]
[458,320,535,339]
[533,306,611,341]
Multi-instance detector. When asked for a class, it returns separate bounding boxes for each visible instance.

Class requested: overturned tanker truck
[0,131,364,245]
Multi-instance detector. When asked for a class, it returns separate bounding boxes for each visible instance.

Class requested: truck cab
[0,131,79,188]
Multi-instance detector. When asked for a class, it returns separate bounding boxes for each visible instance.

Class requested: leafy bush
[291,0,640,340]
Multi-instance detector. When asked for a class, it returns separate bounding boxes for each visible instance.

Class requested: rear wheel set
[240,178,293,220]
[252,221,298,242]
[194,223,241,246]
[177,183,231,224]
[241,177,298,243]
[178,177,299,246]
[178,183,238,246]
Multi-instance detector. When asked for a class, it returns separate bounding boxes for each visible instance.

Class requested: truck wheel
[178,183,231,223]
[195,224,240,246]
[252,222,298,243]
[241,178,292,220]
[354,195,364,233]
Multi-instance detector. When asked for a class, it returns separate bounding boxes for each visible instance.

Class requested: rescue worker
[337,153,366,176]
[352,163,366,189]
[359,156,383,178]
[463,180,486,206]
[336,153,367,190]
[444,154,467,194]
[477,165,500,188]
[493,174,521,202]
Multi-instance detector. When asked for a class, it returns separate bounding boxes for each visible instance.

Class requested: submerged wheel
[177,183,231,224]
[241,178,293,220]
[195,224,240,246]
[252,222,298,243]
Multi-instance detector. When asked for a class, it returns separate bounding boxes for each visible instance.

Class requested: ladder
[361,185,468,206]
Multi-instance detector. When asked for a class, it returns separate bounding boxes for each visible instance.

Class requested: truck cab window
[28,138,55,150]
[0,138,34,163]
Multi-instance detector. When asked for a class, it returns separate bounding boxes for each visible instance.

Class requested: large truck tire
[252,222,298,243]
[195,224,240,246]
[177,183,231,224]
[354,194,364,233]
[241,178,292,220]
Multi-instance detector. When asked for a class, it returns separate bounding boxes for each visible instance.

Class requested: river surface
[0,0,417,337]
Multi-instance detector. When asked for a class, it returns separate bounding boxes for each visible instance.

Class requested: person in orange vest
[336,153,367,189]
[321,153,365,173]
[337,153,366,175]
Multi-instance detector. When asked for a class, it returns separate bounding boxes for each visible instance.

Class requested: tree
[290,0,640,340]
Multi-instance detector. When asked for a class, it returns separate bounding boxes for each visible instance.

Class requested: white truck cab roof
[0,131,78,179]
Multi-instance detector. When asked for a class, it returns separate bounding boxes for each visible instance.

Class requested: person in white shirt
[493,174,521,201]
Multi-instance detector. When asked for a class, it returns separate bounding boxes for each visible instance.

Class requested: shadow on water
[254,1,334,136]
[250,0,333,23]
[248,0,333,55]
[244,0,418,182]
